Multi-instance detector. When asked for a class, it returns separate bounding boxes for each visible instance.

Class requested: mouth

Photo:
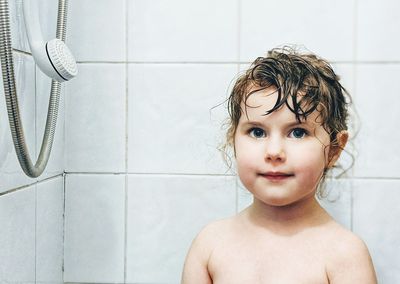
[259,172,294,182]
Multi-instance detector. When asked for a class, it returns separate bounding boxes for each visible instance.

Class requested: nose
[264,137,286,163]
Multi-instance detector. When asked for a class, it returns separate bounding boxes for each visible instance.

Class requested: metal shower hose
[0,0,68,178]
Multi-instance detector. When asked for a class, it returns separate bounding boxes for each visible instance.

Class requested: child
[181,46,377,283]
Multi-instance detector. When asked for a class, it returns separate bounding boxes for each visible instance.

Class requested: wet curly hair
[224,46,352,198]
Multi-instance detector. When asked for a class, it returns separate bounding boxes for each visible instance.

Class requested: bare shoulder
[325,222,377,284]
[181,217,234,284]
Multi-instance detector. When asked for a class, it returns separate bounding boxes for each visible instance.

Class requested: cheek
[290,145,327,178]
[235,147,259,187]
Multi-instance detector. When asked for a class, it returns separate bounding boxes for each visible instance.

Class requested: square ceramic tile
[353,179,400,283]
[240,0,355,62]
[0,185,36,282]
[68,0,125,61]
[128,0,238,62]
[36,176,64,283]
[353,64,400,178]
[65,64,126,173]
[128,64,237,174]
[64,174,125,283]
[36,67,65,179]
[0,52,36,192]
[126,174,236,283]
[357,0,400,61]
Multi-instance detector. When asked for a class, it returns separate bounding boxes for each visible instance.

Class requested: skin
[181,87,377,284]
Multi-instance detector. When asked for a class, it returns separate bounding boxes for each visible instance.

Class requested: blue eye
[290,128,307,139]
[249,127,266,138]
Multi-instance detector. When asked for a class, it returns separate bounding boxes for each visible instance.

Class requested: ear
[327,131,349,168]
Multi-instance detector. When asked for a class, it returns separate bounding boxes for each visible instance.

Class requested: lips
[259,172,294,181]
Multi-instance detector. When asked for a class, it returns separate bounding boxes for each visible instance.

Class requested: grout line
[353,0,358,63]
[0,173,64,197]
[62,172,66,281]
[74,60,400,65]
[63,172,237,177]
[12,47,31,56]
[350,0,358,180]
[34,58,38,167]
[60,172,400,180]
[124,0,129,281]
[34,180,37,282]
[237,0,241,63]
[350,180,354,232]
[235,176,239,213]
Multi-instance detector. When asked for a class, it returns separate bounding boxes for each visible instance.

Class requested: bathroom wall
[37,0,400,283]
[0,0,64,283]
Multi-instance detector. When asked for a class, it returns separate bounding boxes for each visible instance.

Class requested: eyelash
[247,127,309,139]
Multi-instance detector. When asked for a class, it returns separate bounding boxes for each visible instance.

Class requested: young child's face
[234,86,331,207]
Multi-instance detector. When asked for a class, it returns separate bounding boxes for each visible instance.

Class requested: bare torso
[207,209,343,284]
[181,200,377,284]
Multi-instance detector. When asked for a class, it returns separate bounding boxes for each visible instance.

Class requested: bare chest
[208,236,330,284]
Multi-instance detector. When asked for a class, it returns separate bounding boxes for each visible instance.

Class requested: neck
[244,194,331,235]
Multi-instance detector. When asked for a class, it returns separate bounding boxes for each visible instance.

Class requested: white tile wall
[0,185,36,283]
[65,64,126,173]
[353,64,400,178]
[128,63,237,174]
[36,176,64,283]
[357,0,400,61]
[64,174,125,283]
[353,179,400,283]
[240,0,355,62]
[68,0,126,62]
[127,0,238,62]
[58,0,400,283]
[0,52,36,192]
[126,174,236,283]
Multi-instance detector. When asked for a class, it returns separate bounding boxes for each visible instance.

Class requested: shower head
[23,0,77,82]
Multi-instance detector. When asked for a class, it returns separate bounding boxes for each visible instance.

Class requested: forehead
[239,86,323,125]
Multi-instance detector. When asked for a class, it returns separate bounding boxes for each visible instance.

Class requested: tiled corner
[353,64,400,178]
[68,0,126,62]
[353,179,400,283]
[35,67,65,180]
[65,64,126,173]
[126,174,236,283]
[357,0,400,61]
[0,52,36,192]
[36,176,64,283]
[64,174,125,283]
[240,0,355,62]
[128,64,237,174]
[127,0,238,62]
[0,185,36,282]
